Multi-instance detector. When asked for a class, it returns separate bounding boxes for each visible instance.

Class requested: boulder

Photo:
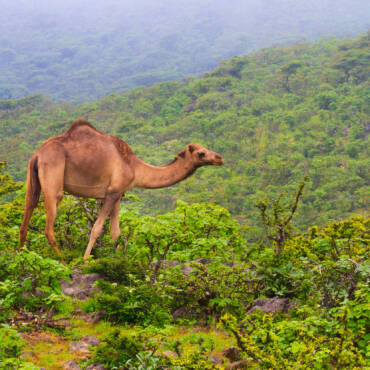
[82,335,100,347]
[69,341,90,354]
[85,364,106,370]
[248,297,295,314]
[61,272,101,300]
[63,360,81,370]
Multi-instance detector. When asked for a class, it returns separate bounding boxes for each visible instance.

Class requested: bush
[162,261,254,322]
[0,325,39,369]
[283,216,369,307]
[221,300,368,369]
[0,248,70,319]
[86,273,171,326]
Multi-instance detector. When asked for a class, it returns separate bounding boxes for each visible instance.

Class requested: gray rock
[85,364,106,370]
[248,297,295,314]
[181,265,194,276]
[63,360,81,370]
[69,341,90,354]
[61,272,101,300]
[82,335,100,347]
[154,260,180,269]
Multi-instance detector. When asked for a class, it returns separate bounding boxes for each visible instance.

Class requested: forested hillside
[0,0,369,102]
[1,33,369,240]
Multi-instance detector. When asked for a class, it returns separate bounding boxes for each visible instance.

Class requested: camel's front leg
[83,193,121,260]
[110,195,122,242]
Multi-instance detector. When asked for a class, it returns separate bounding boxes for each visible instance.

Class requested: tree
[256,176,309,256]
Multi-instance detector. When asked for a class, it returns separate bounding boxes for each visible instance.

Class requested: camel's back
[61,120,133,162]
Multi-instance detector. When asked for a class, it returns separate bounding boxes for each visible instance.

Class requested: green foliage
[221,295,368,369]
[125,201,243,268]
[93,330,145,368]
[0,161,22,202]
[87,276,171,326]
[283,216,369,308]
[0,33,368,368]
[162,261,253,321]
[1,34,369,243]
[90,327,218,369]
[0,324,39,369]
[0,325,23,361]
[0,248,70,320]
[256,176,308,255]
[85,201,246,325]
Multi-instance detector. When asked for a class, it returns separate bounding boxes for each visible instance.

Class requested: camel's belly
[64,183,107,199]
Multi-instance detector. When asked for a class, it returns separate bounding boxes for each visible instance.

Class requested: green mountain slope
[1,33,369,239]
[0,0,369,103]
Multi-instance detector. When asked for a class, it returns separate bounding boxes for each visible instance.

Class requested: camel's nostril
[215,154,222,160]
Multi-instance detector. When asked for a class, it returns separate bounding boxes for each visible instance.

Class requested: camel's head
[186,144,224,166]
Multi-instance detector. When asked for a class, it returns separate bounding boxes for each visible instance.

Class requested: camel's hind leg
[110,195,122,242]
[37,147,65,257]
[43,192,63,256]
[84,192,121,260]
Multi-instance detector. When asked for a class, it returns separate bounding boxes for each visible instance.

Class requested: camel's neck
[132,156,197,189]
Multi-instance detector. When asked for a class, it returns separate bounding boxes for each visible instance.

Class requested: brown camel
[19,119,223,260]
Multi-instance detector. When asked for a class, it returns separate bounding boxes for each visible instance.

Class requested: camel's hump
[64,119,134,161]
[65,119,100,135]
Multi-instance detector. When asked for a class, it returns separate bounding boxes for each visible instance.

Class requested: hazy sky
[0,0,369,101]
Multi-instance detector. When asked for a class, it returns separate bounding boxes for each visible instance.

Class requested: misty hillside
[0,0,369,103]
[1,33,369,240]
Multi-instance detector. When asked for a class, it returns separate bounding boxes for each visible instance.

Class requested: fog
[0,0,369,102]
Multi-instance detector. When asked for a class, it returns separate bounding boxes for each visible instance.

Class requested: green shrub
[221,301,368,369]
[162,261,254,322]
[0,325,23,361]
[0,248,70,318]
[90,329,159,369]
[87,276,171,326]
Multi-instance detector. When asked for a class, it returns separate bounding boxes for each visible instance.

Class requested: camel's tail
[19,155,41,248]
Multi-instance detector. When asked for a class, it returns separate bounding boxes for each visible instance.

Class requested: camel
[19,119,223,260]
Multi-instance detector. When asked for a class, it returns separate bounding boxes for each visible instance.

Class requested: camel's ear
[188,144,196,153]
[178,150,186,158]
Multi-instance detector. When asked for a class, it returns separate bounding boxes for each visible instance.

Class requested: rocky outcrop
[61,272,101,300]
[85,364,107,370]
[248,297,296,314]
[69,335,100,355]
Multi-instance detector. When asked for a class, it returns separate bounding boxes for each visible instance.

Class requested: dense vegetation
[0,161,368,368]
[1,33,369,241]
[0,0,369,102]
[0,33,369,368]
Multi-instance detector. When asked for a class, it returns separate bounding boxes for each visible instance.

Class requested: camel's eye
[198,152,205,159]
